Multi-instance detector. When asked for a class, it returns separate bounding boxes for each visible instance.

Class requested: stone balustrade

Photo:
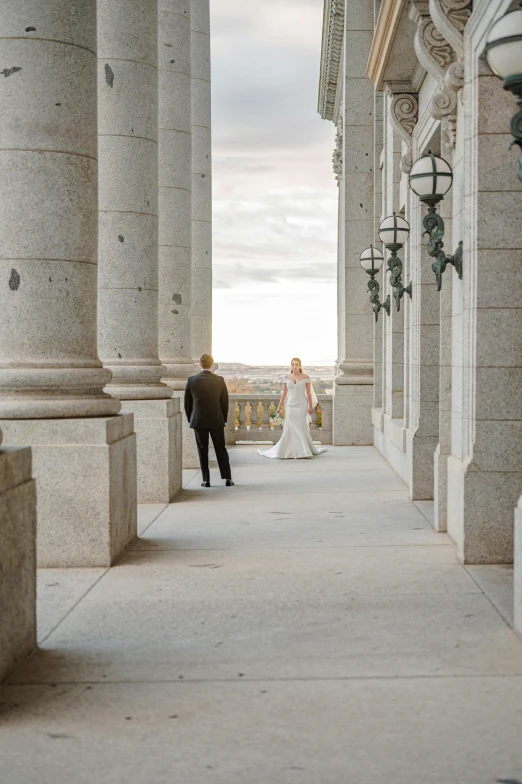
[225,394,333,445]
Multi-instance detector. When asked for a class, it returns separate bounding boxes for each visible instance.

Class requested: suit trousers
[194,427,232,482]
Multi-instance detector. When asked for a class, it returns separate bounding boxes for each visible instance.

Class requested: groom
[184,354,234,488]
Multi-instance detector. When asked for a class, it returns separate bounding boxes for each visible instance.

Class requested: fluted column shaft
[338,0,374,385]
[0,0,119,418]
[332,0,374,445]
[190,0,212,360]
[97,0,170,400]
[157,0,196,389]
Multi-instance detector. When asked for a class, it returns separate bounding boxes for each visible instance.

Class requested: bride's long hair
[291,357,303,373]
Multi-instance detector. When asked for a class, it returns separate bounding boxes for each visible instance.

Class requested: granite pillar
[448,67,522,564]
[433,139,453,532]
[0,0,137,565]
[513,493,522,639]
[157,0,198,467]
[333,0,374,445]
[97,0,182,502]
[0,429,36,683]
[408,186,440,502]
[384,93,404,422]
[190,0,212,361]
[373,91,384,412]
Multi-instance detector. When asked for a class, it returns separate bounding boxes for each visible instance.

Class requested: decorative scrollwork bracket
[386,248,412,311]
[504,76,522,183]
[422,206,463,290]
[367,277,391,323]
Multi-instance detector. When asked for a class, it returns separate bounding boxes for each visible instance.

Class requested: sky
[210,0,338,366]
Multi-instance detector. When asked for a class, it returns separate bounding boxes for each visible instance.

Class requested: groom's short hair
[200,354,214,369]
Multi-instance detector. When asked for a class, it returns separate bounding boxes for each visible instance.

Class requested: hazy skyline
[210,0,338,366]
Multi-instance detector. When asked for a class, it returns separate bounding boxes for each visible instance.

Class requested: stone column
[336,119,346,375]
[190,0,212,361]
[157,0,198,467]
[97,0,182,503]
[384,93,404,422]
[0,429,37,683]
[373,91,384,413]
[515,495,522,635]
[408,171,440,502]
[433,137,453,531]
[0,0,137,566]
[333,0,374,445]
[447,62,522,564]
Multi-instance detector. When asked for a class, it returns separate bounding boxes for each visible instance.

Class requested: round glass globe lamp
[485,5,522,82]
[378,213,410,248]
[359,245,384,275]
[408,151,453,203]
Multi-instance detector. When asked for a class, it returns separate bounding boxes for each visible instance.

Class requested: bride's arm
[276,383,287,414]
[305,382,314,415]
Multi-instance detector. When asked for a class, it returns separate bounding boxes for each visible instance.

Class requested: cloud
[210,0,338,363]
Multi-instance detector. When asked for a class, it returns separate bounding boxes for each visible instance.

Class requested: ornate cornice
[332,117,343,184]
[367,0,408,88]
[318,0,345,121]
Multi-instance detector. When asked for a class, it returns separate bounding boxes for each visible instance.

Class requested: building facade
[319,0,522,632]
[0,0,212,679]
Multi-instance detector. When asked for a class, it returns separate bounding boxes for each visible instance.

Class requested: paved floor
[1,446,522,783]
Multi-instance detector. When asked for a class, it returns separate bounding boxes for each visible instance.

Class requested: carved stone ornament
[319,0,345,121]
[411,0,472,146]
[414,16,454,82]
[332,117,343,185]
[430,83,458,120]
[429,0,472,61]
[388,93,419,173]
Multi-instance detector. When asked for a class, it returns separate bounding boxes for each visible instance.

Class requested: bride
[258,358,327,460]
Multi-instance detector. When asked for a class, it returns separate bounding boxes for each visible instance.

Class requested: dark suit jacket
[184,371,229,429]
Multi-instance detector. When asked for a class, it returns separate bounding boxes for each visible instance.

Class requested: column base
[408,431,437,502]
[120,399,182,503]
[0,446,36,682]
[169,391,200,469]
[333,385,373,445]
[0,415,137,568]
[104,363,173,400]
[161,363,199,392]
[447,454,520,565]
[433,444,448,531]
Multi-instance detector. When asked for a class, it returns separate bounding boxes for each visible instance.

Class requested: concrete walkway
[1,446,522,783]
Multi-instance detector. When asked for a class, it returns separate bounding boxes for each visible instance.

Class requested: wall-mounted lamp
[485,2,522,182]
[378,213,411,311]
[409,150,462,291]
[360,245,390,322]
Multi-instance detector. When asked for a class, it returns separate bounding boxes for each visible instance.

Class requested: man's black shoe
[201,481,211,488]
[225,479,235,487]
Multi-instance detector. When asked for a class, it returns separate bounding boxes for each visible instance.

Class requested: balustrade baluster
[239,400,247,431]
[256,400,264,430]
[227,394,331,444]
[268,401,276,431]
[245,401,252,430]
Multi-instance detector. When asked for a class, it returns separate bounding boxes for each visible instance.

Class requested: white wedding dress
[258,379,327,460]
